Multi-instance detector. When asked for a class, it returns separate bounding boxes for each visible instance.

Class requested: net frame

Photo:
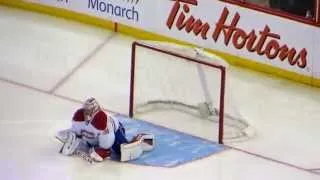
[129,41,226,144]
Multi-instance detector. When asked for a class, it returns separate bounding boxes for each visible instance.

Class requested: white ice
[0,6,319,180]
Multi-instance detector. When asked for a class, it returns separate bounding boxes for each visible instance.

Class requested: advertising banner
[23,0,319,78]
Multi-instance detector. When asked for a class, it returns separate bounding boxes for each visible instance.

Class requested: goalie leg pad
[60,131,81,156]
[133,133,155,152]
[120,133,155,162]
[120,141,143,162]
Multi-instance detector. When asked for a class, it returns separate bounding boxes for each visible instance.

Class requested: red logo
[166,0,307,69]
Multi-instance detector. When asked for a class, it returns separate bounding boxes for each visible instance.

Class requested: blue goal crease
[110,115,225,168]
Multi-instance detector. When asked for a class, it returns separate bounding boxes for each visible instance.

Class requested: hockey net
[129,41,255,144]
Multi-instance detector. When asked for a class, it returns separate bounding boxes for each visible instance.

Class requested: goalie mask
[83,97,100,117]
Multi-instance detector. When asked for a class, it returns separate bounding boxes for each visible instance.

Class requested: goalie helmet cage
[129,41,252,144]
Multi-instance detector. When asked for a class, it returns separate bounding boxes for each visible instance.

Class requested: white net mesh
[130,41,255,143]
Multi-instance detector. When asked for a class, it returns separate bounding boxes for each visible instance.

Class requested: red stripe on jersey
[90,111,107,131]
[72,108,85,122]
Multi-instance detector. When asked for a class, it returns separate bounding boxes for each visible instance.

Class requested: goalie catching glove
[60,131,81,156]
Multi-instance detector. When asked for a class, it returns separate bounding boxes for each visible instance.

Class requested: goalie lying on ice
[56,97,155,162]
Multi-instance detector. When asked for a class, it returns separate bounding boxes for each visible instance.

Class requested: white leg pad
[120,141,143,162]
[140,134,155,152]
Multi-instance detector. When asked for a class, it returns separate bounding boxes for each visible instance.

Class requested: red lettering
[279,46,307,67]
[297,49,307,68]
[279,45,296,61]
[212,8,240,46]
[167,0,198,29]
[166,1,308,69]
[193,21,210,39]
[232,28,248,49]
[184,16,195,32]
[246,30,258,52]
[265,40,280,59]
[166,0,209,39]
[185,18,210,39]
[256,26,280,55]
[166,0,180,29]
[176,7,186,30]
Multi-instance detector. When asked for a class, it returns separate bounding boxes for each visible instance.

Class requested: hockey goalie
[56,97,155,163]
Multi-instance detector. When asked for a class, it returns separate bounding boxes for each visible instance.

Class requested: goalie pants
[111,122,129,154]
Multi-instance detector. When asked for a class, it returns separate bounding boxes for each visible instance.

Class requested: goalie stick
[73,149,94,164]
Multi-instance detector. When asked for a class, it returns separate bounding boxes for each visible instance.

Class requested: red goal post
[129,41,253,144]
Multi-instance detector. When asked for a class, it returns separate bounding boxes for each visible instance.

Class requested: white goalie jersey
[57,98,155,163]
